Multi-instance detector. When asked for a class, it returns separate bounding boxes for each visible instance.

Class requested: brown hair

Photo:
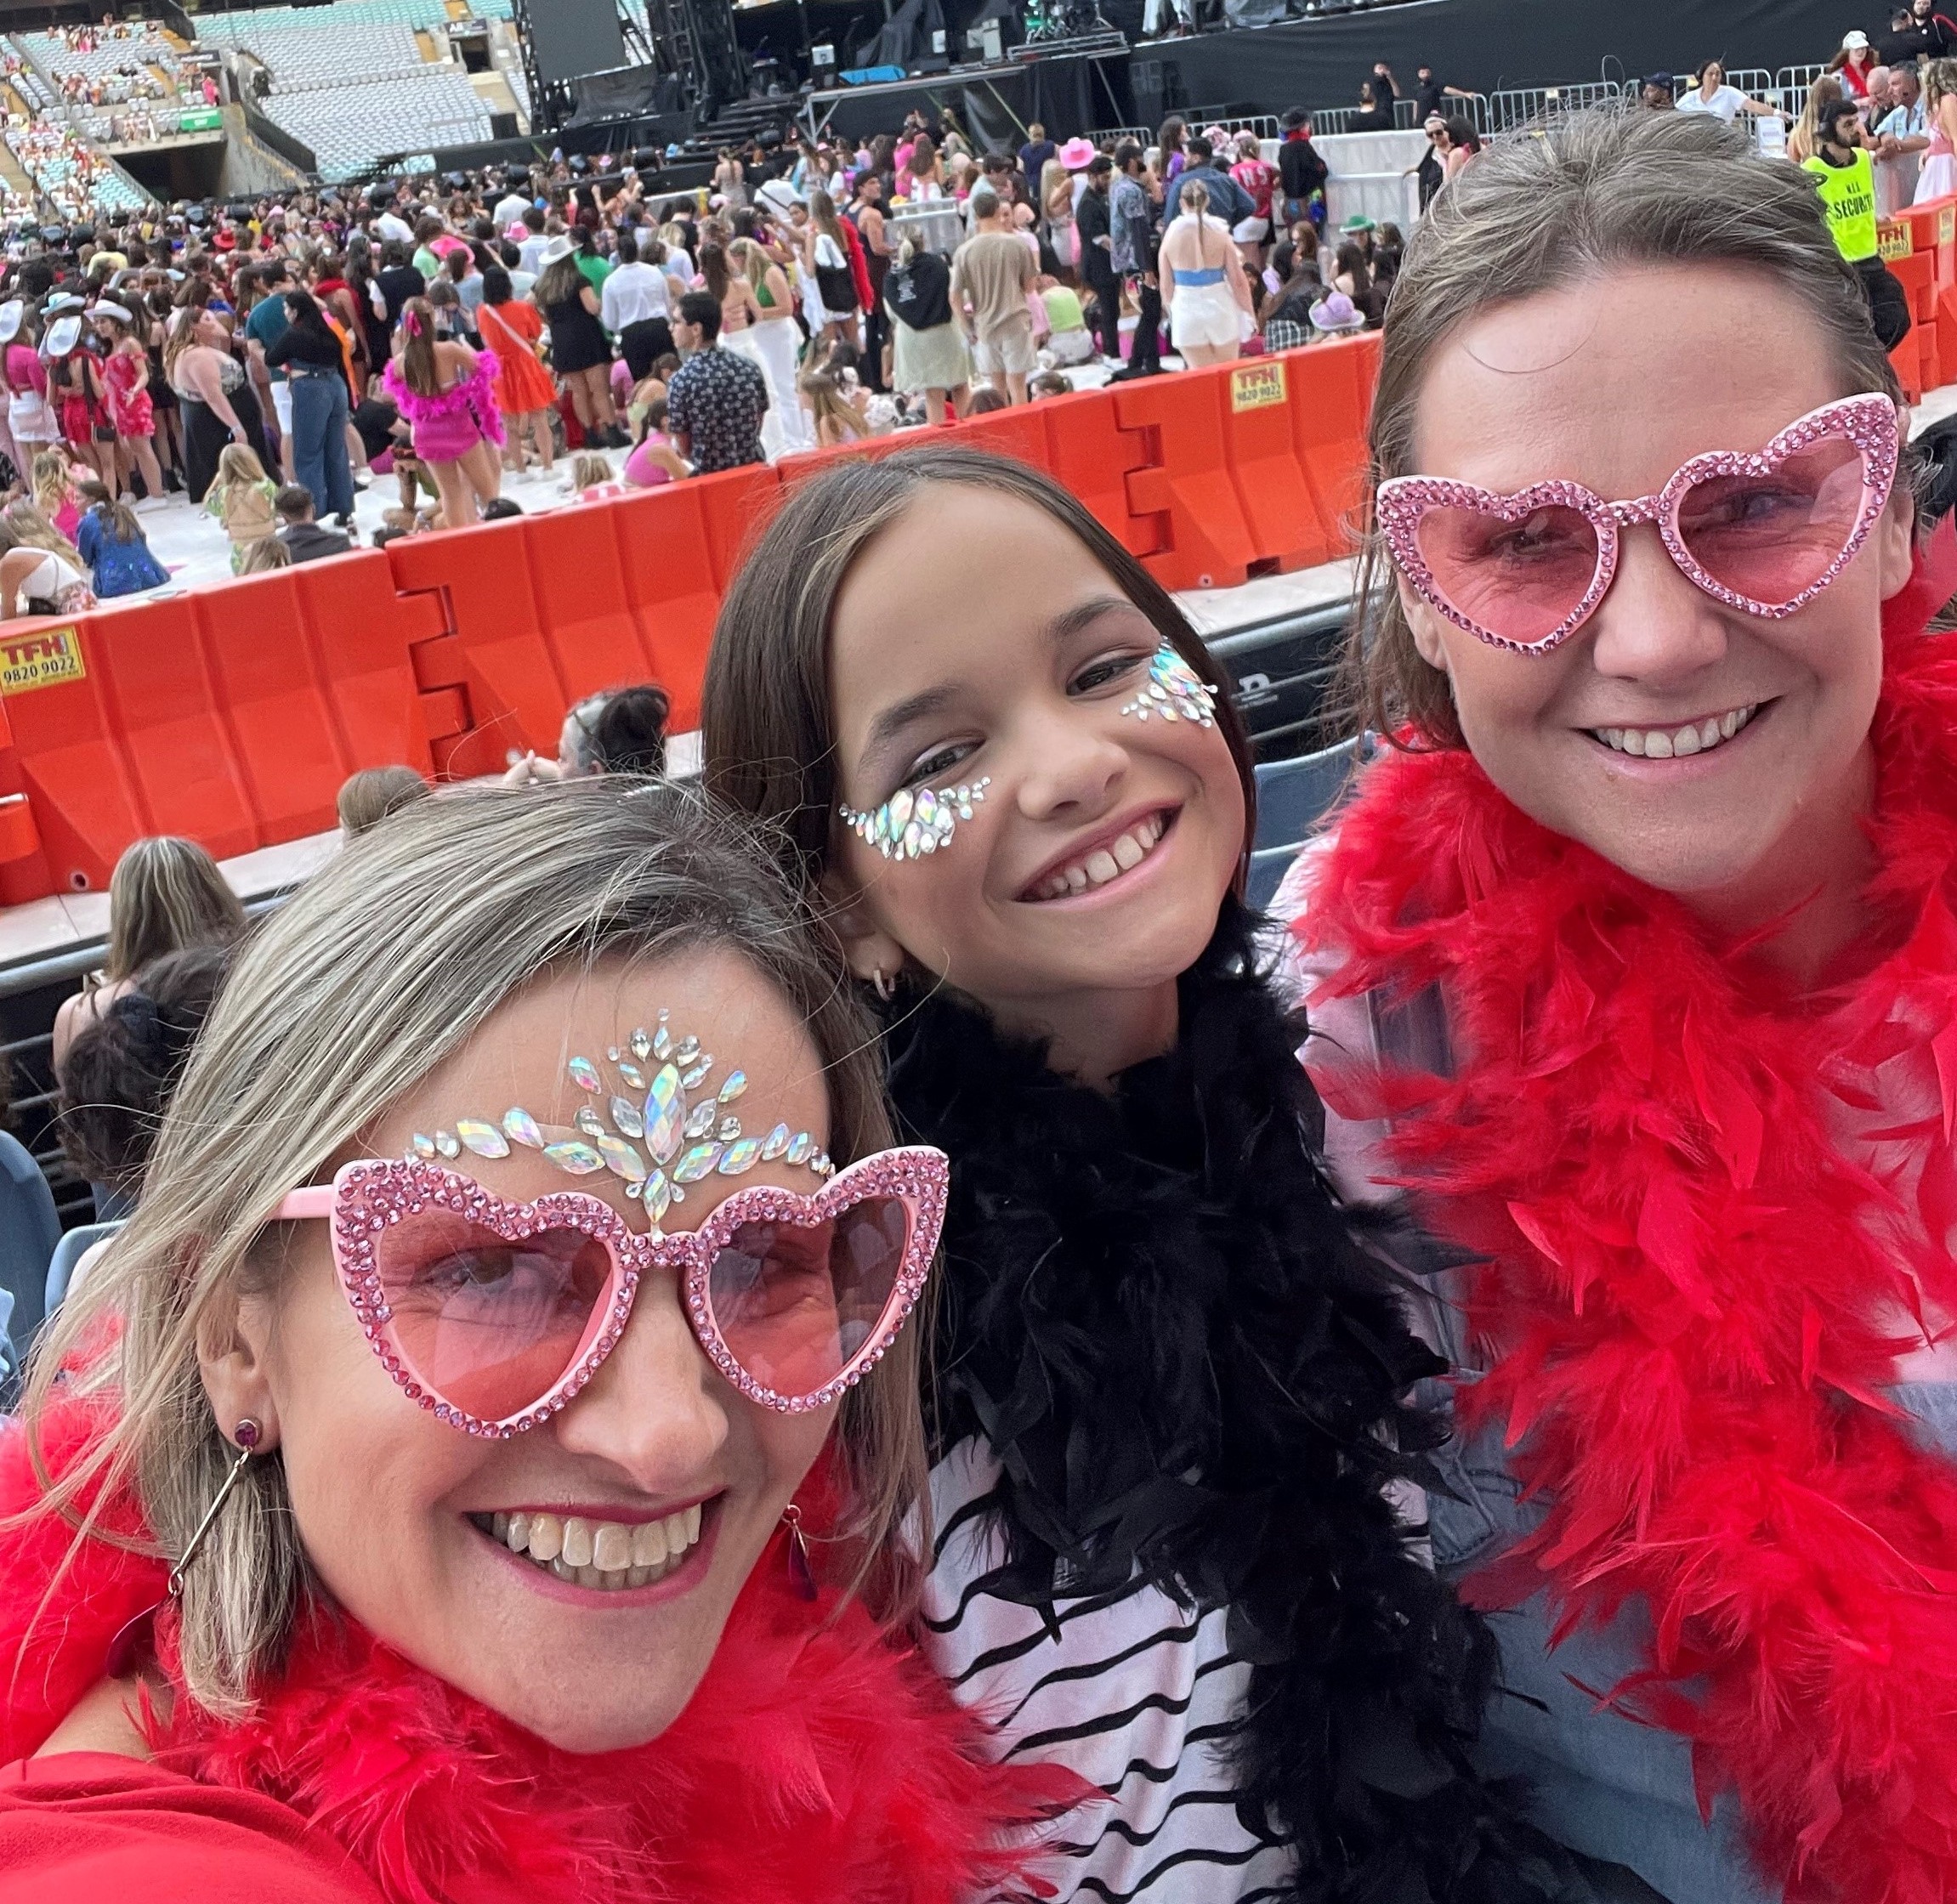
[1347,106,1904,749]
[105,835,247,982]
[396,295,440,398]
[701,445,1252,889]
[335,763,430,836]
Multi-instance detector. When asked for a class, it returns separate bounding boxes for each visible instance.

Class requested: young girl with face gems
[702,446,1664,1904]
[1285,108,1957,1903]
[0,782,1064,1904]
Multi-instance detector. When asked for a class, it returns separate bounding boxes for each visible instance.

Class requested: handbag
[814,234,859,314]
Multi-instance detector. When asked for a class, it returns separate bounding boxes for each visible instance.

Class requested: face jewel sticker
[838,777,991,863]
[416,1031,835,1201]
[1119,644,1218,728]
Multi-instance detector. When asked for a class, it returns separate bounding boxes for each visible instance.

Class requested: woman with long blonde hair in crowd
[1916,58,1957,199]
[729,235,807,453]
[0,498,94,620]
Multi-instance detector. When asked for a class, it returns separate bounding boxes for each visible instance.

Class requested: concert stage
[803,45,1133,149]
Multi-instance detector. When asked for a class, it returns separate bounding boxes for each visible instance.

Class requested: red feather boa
[1292,536,1957,1904]
[0,1402,1080,1904]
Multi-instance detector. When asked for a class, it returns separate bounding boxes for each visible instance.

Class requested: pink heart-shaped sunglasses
[1375,394,1901,655]
[275,1148,948,1437]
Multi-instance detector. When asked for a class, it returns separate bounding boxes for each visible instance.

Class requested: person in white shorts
[950,187,1040,402]
[1160,180,1255,366]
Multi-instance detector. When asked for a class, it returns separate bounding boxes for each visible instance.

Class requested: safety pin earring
[105,1419,261,1677]
[838,776,990,861]
[1120,644,1218,728]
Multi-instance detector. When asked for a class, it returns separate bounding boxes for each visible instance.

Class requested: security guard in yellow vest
[1804,95,1912,348]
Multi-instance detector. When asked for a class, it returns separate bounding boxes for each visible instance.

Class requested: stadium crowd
[0,0,1954,1894]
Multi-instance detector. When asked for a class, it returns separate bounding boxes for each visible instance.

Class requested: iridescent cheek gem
[786,1132,814,1165]
[644,1170,672,1222]
[838,776,991,862]
[543,1141,604,1175]
[631,1026,654,1062]
[1120,645,1218,728]
[610,1096,644,1138]
[503,1108,544,1149]
[684,1102,718,1141]
[718,1136,763,1176]
[673,1141,723,1183]
[575,1106,605,1138]
[718,1115,743,1142]
[718,1071,747,1104]
[617,1061,646,1092]
[644,1064,684,1162]
[411,1134,437,1159]
[596,1135,646,1182]
[681,1058,715,1090]
[568,1057,602,1093]
[434,1130,461,1159]
[673,1035,701,1066]
[456,1119,509,1159]
[762,1122,791,1160]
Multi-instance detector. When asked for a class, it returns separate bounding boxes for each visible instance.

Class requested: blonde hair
[1928,56,1957,109]
[20,782,926,1718]
[800,369,867,442]
[2,500,82,567]
[215,442,269,496]
[235,533,291,575]
[105,835,247,981]
[30,450,73,521]
[570,450,613,490]
[335,764,429,836]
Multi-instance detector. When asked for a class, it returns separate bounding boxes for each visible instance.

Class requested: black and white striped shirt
[922,1438,1296,1903]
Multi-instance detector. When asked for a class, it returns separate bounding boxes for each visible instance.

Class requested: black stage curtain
[1143,0,1884,116]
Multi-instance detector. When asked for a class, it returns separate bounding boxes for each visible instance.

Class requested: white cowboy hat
[91,298,132,323]
[43,313,82,355]
[754,178,803,218]
[537,233,576,264]
[0,300,22,344]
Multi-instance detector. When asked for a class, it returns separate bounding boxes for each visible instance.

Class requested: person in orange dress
[475,265,556,474]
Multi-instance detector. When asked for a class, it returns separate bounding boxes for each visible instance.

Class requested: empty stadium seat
[1247,739,1365,911]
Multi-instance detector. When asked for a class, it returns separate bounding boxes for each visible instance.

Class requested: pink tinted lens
[1674,434,1868,607]
[708,1195,910,1399]
[375,1210,612,1422]
[1414,501,1602,645]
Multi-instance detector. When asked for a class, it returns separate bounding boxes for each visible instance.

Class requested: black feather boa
[882,899,1666,1904]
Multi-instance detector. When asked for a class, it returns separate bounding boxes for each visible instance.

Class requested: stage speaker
[967,20,1002,60]
[525,0,627,87]
[1131,58,1171,128]
[490,111,518,139]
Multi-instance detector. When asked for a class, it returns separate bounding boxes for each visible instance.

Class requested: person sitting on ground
[800,368,869,447]
[1039,279,1096,366]
[0,502,96,619]
[235,533,292,575]
[73,479,166,598]
[566,449,629,501]
[53,835,246,1069]
[335,762,430,837]
[503,682,671,785]
[1026,369,1072,400]
[966,384,1008,414]
[56,941,229,1225]
[273,483,351,564]
[621,395,687,488]
[203,441,279,573]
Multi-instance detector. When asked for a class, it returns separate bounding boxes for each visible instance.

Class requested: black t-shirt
[263,322,343,370]
[1882,16,1957,61]
[1416,76,1446,119]
[885,250,953,331]
[1279,136,1328,201]
[352,394,401,462]
[376,264,423,322]
[1351,103,1395,133]
[1020,138,1057,181]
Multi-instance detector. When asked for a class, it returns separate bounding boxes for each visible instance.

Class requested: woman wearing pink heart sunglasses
[0,781,1071,1904]
[1283,107,1957,1903]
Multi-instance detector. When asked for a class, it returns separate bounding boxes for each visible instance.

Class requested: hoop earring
[781,1501,818,1600]
[105,1419,261,1678]
[870,966,896,1003]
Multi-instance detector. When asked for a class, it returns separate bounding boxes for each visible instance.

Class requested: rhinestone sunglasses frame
[1374,394,1901,656]
[274,1146,950,1437]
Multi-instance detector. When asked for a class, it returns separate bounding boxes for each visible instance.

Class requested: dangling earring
[106,1419,261,1677]
[780,1501,817,1601]
[870,966,896,1003]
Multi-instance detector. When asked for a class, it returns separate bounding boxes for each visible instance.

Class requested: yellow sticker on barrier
[1878,218,1914,262]
[1230,360,1288,412]
[0,625,85,694]
[1942,206,1955,247]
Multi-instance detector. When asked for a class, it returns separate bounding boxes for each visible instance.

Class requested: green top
[576,253,613,292]
[1803,150,1879,264]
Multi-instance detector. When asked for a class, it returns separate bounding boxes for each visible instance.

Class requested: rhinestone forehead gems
[408,1012,833,1233]
[837,777,991,863]
[1120,644,1218,728]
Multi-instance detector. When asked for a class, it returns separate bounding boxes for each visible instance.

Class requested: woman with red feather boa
[0,781,1070,1903]
[1282,107,1957,1904]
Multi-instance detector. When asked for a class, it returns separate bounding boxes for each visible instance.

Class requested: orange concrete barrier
[1217,352,1340,571]
[1113,367,1261,590]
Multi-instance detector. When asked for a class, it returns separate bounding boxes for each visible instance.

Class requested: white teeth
[1030,814,1170,902]
[485,1504,708,1592]
[1596,705,1756,761]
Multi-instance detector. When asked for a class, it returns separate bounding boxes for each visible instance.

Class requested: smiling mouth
[468,1501,711,1593]
[1021,808,1177,903]
[1588,701,1768,760]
